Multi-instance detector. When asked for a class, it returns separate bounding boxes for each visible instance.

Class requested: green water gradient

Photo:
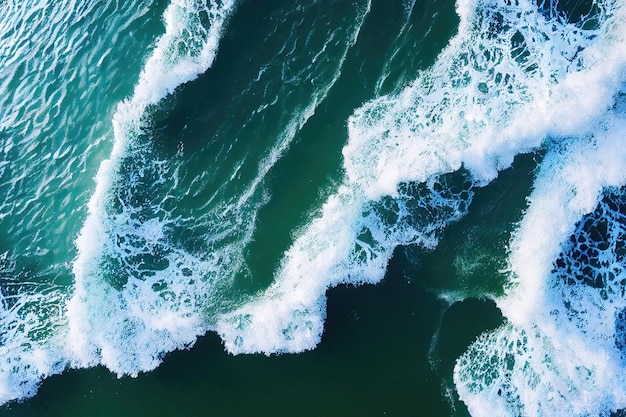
[0,153,543,416]
[0,0,542,413]
[244,0,459,290]
[0,260,502,417]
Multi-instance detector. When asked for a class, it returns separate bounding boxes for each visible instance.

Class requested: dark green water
[1,263,503,417]
[2,0,626,414]
[1,152,540,416]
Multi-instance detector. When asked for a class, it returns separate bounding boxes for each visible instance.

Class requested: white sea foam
[3,0,625,410]
[448,0,626,414]
[217,0,625,361]
[69,0,372,379]
[217,173,473,353]
[0,273,67,404]
[455,117,626,416]
[62,0,626,412]
[0,0,155,405]
[68,0,236,374]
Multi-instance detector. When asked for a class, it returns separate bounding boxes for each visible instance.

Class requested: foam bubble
[69,0,374,374]
[217,0,626,358]
[68,0,236,374]
[456,117,626,415]
[453,44,626,417]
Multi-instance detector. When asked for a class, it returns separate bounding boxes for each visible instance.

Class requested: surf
[1,0,625,413]
[218,0,625,362]
[217,0,626,415]
[0,0,162,404]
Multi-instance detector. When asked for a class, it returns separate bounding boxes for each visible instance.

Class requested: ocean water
[1,0,626,415]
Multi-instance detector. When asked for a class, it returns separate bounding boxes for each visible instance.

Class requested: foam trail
[450,0,626,412]
[68,0,236,373]
[67,0,372,375]
[455,112,626,416]
[217,0,625,355]
[0,0,155,405]
[232,0,373,215]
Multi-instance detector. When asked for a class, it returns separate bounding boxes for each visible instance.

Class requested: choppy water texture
[1,0,626,415]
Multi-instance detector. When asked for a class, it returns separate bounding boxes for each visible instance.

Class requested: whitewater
[0,0,626,415]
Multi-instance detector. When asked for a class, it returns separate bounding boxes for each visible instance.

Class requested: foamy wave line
[0,0,166,406]
[66,0,374,378]
[451,0,626,414]
[456,113,626,416]
[68,0,236,373]
[217,0,624,359]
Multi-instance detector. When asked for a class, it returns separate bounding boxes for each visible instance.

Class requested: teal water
[2,0,626,415]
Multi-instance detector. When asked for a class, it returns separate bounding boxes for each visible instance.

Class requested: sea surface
[1,0,626,415]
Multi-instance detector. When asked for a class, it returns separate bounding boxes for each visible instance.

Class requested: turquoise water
[2,0,626,415]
